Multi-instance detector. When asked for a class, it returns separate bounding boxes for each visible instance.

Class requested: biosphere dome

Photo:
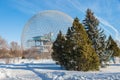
[21,10,73,50]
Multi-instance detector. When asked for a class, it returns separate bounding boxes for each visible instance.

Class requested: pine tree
[64,27,75,70]
[83,9,107,66]
[100,36,114,66]
[108,36,120,57]
[52,17,100,71]
[65,17,100,71]
[52,31,66,67]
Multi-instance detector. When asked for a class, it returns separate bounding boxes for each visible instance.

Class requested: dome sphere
[21,10,73,49]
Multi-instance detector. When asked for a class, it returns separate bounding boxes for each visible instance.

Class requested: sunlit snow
[0,58,120,80]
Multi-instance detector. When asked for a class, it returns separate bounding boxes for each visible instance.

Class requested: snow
[0,58,120,80]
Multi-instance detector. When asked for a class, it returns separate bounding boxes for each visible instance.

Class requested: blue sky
[0,0,120,44]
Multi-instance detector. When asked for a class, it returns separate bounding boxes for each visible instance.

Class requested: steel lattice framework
[21,10,73,49]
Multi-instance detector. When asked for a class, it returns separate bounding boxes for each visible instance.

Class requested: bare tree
[22,47,39,59]
[9,41,22,57]
[0,36,8,58]
[0,36,8,49]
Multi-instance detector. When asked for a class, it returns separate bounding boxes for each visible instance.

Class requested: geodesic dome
[21,10,73,49]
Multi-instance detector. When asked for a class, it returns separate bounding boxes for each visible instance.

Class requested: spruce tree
[108,36,120,57]
[52,31,66,66]
[64,27,75,70]
[83,9,107,66]
[65,17,100,71]
[52,17,100,71]
[100,36,114,65]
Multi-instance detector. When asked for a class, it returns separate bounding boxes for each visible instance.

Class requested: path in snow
[0,59,120,80]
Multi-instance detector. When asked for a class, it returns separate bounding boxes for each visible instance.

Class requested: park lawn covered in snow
[0,58,120,80]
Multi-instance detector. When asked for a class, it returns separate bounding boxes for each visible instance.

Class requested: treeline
[52,9,120,71]
[0,36,51,59]
[0,36,22,58]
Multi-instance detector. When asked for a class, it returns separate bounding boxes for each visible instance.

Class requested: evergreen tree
[64,27,75,70]
[65,17,100,71]
[52,31,66,67]
[100,36,114,65]
[108,36,120,57]
[83,9,107,66]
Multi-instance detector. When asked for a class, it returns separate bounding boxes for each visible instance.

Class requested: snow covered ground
[0,58,120,80]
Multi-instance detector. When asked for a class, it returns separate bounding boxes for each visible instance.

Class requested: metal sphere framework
[21,10,73,50]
